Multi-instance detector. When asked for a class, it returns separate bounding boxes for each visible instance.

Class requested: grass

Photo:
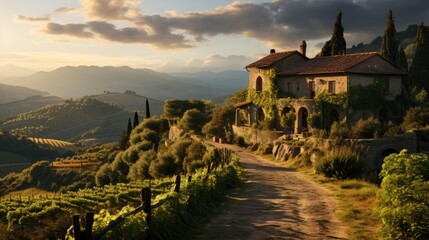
[258,152,380,240]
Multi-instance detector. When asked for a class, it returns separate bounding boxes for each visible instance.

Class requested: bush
[329,121,349,139]
[315,146,364,179]
[234,136,247,147]
[202,105,235,138]
[178,109,207,133]
[402,106,429,131]
[379,151,429,239]
[351,117,385,139]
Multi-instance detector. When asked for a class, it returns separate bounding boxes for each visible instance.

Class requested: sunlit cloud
[55,7,79,14]
[15,15,50,23]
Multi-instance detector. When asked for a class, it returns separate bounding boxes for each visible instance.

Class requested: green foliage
[202,105,235,138]
[280,110,296,131]
[163,99,211,119]
[351,117,386,139]
[247,69,278,123]
[410,23,429,91]
[178,109,207,133]
[315,146,364,179]
[321,12,346,56]
[315,91,348,110]
[381,9,408,70]
[349,83,384,110]
[329,120,350,139]
[402,106,429,131]
[379,151,429,239]
[225,89,248,106]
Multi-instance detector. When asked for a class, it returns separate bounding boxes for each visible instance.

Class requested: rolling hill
[2,66,247,101]
[88,91,164,116]
[0,83,49,104]
[0,95,64,121]
[0,98,138,143]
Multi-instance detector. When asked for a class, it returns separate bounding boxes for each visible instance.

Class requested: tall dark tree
[380,9,408,70]
[133,111,139,129]
[410,23,429,91]
[320,12,347,56]
[127,118,132,135]
[146,99,151,118]
[119,130,129,150]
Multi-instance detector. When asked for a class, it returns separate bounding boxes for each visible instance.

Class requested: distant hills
[0,83,49,104]
[2,66,248,101]
[88,91,164,116]
[0,64,35,78]
[348,24,419,64]
[0,95,64,121]
[0,98,137,143]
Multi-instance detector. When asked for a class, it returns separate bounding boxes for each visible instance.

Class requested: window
[296,82,300,92]
[309,81,315,98]
[328,81,336,94]
[287,82,292,92]
[256,77,262,92]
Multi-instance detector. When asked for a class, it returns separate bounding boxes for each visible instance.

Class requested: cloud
[81,0,141,20]
[55,7,78,14]
[157,54,255,72]
[15,15,50,22]
[20,0,429,49]
[42,23,93,38]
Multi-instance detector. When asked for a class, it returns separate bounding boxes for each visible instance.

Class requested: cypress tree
[119,130,129,150]
[133,111,139,129]
[127,118,132,135]
[380,9,408,70]
[410,23,429,91]
[321,12,347,56]
[146,99,151,118]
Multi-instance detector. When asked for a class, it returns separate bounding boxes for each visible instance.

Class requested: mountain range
[1,66,248,101]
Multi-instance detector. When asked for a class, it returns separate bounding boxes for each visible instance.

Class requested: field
[28,137,77,153]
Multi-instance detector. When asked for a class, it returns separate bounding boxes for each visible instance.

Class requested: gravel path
[192,143,348,240]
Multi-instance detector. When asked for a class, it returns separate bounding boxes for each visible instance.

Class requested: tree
[146,99,151,118]
[320,12,346,56]
[127,118,132,135]
[202,105,235,138]
[410,23,429,91]
[178,109,206,133]
[133,112,139,129]
[380,9,408,70]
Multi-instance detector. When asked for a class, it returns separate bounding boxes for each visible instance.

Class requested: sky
[1,0,429,72]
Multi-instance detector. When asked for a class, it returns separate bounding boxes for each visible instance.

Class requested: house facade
[235,42,408,136]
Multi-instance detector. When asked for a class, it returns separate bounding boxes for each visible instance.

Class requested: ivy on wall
[247,69,278,122]
[349,82,385,110]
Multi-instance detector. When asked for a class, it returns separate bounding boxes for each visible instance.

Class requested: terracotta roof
[279,52,408,76]
[246,51,299,68]
[234,101,252,108]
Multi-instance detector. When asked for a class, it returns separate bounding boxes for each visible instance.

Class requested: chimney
[300,40,307,56]
[270,49,276,54]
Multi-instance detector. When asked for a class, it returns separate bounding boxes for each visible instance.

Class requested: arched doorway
[256,77,262,92]
[329,109,340,127]
[257,108,265,122]
[297,107,308,134]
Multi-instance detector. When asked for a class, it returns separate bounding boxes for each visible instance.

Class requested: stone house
[235,41,408,136]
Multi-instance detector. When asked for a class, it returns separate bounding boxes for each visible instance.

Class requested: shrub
[351,117,385,139]
[379,151,429,239]
[202,105,235,138]
[329,121,349,139]
[402,106,429,131]
[315,146,364,179]
[234,136,247,147]
[178,109,206,133]
[280,110,296,132]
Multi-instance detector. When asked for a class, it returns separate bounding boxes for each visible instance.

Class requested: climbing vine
[247,69,278,123]
[348,82,385,110]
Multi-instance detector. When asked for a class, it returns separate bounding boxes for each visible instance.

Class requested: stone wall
[232,125,284,145]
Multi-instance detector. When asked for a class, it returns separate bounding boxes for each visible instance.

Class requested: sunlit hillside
[0,98,137,143]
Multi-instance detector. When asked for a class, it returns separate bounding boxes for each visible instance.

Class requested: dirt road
[192,143,348,240]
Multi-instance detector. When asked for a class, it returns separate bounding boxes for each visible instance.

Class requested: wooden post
[142,188,152,240]
[73,212,94,240]
[174,175,181,193]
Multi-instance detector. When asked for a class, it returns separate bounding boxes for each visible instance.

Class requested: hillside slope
[0,95,64,121]
[3,66,245,100]
[89,91,164,116]
[0,83,49,104]
[0,98,136,143]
